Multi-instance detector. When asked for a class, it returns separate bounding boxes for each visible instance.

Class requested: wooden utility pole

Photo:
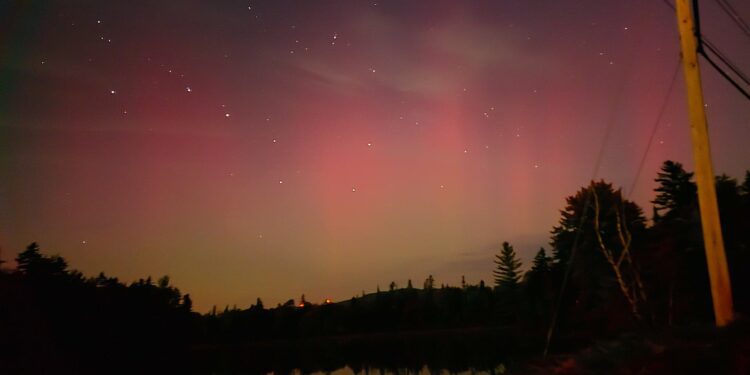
[675,0,734,326]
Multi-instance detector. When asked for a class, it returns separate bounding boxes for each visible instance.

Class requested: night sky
[2,0,749,312]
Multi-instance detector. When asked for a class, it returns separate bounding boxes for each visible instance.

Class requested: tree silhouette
[15,242,68,277]
[550,181,647,325]
[493,242,522,290]
[649,162,710,324]
[590,183,648,320]
[741,171,750,196]
[423,275,435,290]
[530,248,550,274]
[523,248,554,322]
[652,160,697,222]
[182,294,193,312]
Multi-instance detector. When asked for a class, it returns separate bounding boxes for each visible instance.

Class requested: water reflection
[294,364,507,375]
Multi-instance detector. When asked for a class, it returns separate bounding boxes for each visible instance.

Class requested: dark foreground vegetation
[2,160,750,374]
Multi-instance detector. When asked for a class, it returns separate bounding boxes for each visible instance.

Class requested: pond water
[289,365,508,375]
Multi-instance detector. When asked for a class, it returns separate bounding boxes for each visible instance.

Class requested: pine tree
[530,248,550,274]
[493,242,522,290]
[15,242,42,274]
[652,160,697,221]
[181,294,193,312]
[550,181,649,320]
[423,274,435,290]
[741,171,750,196]
[15,242,68,277]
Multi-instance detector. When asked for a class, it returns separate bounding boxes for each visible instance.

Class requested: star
[186,86,192,92]
[367,142,372,148]
[225,113,231,118]
[109,90,116,94]
[81,240,87,244]
[279,180,283,184]
[351,187,357,192]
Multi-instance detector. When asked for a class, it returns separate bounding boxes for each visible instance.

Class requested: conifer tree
[652,160,697,221]
[530,248,550,274]
[493,242,522,290]
[423,274,435,290]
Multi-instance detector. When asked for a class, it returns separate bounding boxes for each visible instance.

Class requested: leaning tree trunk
[591,185,648,321]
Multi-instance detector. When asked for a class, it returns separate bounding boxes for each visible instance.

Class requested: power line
[699,48,750,100]
[713,0,750,41]
[701,38,750,86]
[692,0,750,101]
[662,0,750,102]
[662,0,676,12]
[543,54,634,358]
[626,58,682,199]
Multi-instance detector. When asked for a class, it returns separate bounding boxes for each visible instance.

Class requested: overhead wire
[542,50,634,358]
[691,0,750,101]
[701,38,750,86]
[545,0,746,357]
[713,0,750,41]
[626,58,682,199]
[699,48,750,100]
[662,0,750,102]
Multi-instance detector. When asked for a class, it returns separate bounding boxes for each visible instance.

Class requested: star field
[1,0,749,311]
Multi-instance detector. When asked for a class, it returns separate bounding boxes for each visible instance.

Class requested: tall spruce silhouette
[493,242,522,290]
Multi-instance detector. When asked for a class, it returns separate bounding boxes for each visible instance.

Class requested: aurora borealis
[1,0,749,311]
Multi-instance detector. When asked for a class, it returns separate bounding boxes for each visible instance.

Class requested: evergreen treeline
[1,160,750,373]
